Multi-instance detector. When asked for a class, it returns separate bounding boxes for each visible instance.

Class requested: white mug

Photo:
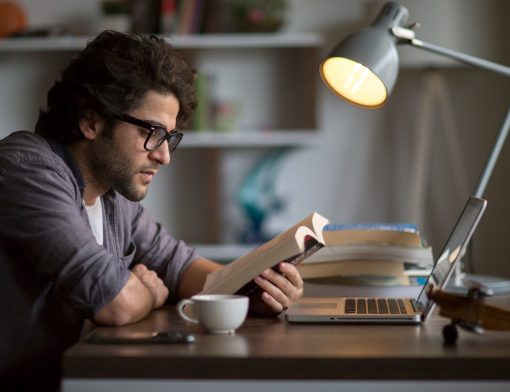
[177,294,249,334]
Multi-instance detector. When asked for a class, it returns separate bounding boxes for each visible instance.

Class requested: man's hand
[131,264,169,308]
[250,262,304,316]
[93,264,169,326]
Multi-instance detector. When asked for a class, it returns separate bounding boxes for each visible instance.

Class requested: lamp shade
[320,2,409,108]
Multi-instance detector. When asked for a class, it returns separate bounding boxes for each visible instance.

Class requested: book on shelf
[161,0,207,35]
[192,72,212,131]
[200,212,329,295]
[298,222,433,287]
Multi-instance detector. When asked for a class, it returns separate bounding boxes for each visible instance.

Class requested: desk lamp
[320,1,510,293]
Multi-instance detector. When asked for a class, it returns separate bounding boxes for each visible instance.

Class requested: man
[0,31,303,391]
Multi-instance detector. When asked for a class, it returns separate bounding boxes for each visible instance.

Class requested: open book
[200,212,329,295]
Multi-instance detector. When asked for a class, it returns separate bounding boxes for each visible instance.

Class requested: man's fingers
[259,265,302,301]
[132,264,169,308]
[131,263,148,277]
[260,291,286,313]
[279,263,303,287]
[254,274,290,310]
[278,263,304,300]
[251,262,305,314]
[141,270,157,284]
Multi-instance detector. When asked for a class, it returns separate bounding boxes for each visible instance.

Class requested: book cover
[298,259,405,280]
[323,222,423,247]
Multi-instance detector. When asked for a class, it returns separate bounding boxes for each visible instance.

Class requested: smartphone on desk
[84,329,195,344]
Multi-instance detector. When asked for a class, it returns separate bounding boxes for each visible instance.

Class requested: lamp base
[446,273,510,295]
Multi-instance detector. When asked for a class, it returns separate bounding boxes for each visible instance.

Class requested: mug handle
[177,299,198,324]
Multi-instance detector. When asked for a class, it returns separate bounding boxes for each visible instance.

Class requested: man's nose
[149,140,171,165]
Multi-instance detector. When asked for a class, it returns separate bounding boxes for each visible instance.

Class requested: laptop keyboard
[345,298,409,315]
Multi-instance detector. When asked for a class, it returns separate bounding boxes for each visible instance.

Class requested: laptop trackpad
[290,301,343,315]
[293,302,338,309]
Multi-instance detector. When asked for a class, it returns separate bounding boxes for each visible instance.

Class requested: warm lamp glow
[320,57,388,108]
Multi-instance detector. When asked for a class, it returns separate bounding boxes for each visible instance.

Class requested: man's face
[87,91,180,201]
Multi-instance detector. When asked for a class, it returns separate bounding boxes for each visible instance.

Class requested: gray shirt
[0,131,198,388]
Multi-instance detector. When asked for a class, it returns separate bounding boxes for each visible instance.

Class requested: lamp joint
[391,26,415,41]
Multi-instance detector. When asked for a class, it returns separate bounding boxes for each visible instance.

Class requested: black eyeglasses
[115,114,183,153]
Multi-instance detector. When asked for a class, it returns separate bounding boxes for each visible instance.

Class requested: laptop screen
[415,196,487,319]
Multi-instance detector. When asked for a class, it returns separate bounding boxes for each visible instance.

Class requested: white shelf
[180,130,320,148]
[0,33,323,52]
[0,36,89,52]
[167,33,323,48]
[0,35,322,148]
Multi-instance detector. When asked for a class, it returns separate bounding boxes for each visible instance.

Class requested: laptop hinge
[411,299,423,313]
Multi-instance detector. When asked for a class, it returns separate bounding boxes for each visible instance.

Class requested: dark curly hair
[35,30,196,143]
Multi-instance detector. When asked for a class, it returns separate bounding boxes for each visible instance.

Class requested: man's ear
[79,110,105,140]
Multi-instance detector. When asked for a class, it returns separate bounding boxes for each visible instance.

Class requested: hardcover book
[323,223,423,247]
[200,212,329,295]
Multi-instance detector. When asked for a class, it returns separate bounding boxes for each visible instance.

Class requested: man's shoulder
[0,131,62,171]
[0,131,83,207]
[0,130,52,155]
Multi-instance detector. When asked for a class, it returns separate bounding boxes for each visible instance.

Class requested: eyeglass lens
[146,128,182,152]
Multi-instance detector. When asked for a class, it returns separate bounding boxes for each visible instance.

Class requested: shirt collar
[44,137,85,198]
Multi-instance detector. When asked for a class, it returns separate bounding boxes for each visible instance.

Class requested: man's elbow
[91,271,154,326]
[92,288,143,326]
[92,303,134,326]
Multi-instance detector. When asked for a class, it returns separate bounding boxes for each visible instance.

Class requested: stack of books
[298,223,433,287]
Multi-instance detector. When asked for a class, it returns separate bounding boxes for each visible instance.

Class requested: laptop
[285,196,487,324]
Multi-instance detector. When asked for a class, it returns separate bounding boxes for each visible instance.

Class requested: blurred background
[0,0,509,279]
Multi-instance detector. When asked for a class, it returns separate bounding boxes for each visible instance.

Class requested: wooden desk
[63,298,510,392]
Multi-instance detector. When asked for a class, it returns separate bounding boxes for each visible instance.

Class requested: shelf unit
[0,33,323,260]
[0,34,322,148]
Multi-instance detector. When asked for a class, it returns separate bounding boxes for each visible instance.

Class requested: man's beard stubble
[86,133,150,202]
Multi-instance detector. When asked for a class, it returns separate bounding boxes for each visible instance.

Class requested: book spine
[160,0,177,34]
[192,72,210,131]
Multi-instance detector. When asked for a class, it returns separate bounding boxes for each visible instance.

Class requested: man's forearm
[92,272,156,326]
[176,257,222,299]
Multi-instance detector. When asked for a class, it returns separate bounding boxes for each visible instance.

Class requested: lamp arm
[392,26,510,77]
[409,39,510,77]
[474,107,510,198]
[392,26,510,198]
